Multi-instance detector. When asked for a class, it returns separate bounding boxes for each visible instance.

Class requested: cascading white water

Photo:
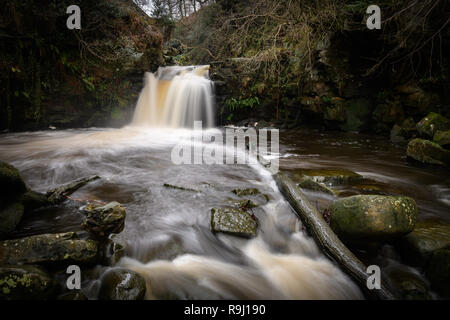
[132,66,215,128]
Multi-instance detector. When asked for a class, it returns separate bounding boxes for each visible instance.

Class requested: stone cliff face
[0,0,163,131]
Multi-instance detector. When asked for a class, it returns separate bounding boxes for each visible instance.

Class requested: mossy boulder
[396,220,450,267]
[433,130,450,149]
[425,249,450,298]
[296,176,337,196]
[211,207,258,238]
[0,265,58,300]
[330,195,417,242]
[0,232,99,265]
[0,202,24,237]
[290,168,363,186]
[406,138,450,166]
[416,112,450,138]
[19,190,49,213]
[99,268,146,300]
[0,161,27,199]
[82,202,126,237]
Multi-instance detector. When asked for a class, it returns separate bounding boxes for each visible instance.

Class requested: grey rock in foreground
[99,268,146,300]
[211,207,258,238]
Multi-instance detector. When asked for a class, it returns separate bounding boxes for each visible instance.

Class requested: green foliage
[225,97,260,111]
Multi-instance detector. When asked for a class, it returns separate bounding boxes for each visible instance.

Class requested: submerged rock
[291,168,363,186]
[425,248,450,297]
[330,195,417,242]
[82,202,126,237]
[98,268,146,300]
[231,188,260,197]
[0,232,99,265]
[0,265,58,300]
[227,198,258,209]
[406,138,450,166]
[433,130,450,149]
[417,112,450,138]
[388,268,431,300]
[211,207,258,238]
[396,220,450,267]
[0,202,24,237]
[297,176,337,196]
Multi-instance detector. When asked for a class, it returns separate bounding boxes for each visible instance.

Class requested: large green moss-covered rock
[416,112,450,138]
[99,268,146,300]
[0,265,58,300]
[82,201,126,237]
[396,220,450,267]
[211,207,258,238]
[433,130,450,149]
[0,161,27,198]
[0,232,99,265]
[330,195,417,242]
[406,138,450,166]
[0,202,24,237]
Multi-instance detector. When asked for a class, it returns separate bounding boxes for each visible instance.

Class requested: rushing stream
[0,66,448,300]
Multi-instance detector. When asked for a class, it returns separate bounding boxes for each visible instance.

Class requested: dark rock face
[0,162,27,197]
[0,232,99,265]
[0,265,58,300]
[82,202,126,237]
[425,249,450,298]
[330,195,417,242]
[0,202,24,237]
[0,0,164,131]
[98,268,146,300]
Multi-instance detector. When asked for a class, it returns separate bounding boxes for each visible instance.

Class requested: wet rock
[425,248,450,297]
[227,199,258,209]
[0,232,99,265]
[290,168,363,186]
[19,190,50,213]
[433,130,450,149]
[82,202,126,237]
[211,207,258,238]
[396,220,450,267]
[297,176,337,196]
[406,138,450,166]
[102,241,125,265]
[0,265,58,300]
[416,112,450,139]
[0,161,27,198]
[324,97,347,122]
[98,268,146,300]
[340,98,373,132]
[0,202,24,237]
[231,188,260,197]
[388,269,431,300]
[330,195,417,243]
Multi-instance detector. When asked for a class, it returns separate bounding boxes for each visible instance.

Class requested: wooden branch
[275,172,395,300]
[46,175,100,204]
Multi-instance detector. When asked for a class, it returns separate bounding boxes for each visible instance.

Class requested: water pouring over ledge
[132,66,215,128]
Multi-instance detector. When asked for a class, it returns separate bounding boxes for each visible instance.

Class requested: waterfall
[131,66,215,128]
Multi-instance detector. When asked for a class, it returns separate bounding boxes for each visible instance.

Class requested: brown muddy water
[0,126,448,299]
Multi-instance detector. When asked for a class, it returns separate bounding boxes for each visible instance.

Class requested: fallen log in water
[275,172,395,300]
[46,175,100,204]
